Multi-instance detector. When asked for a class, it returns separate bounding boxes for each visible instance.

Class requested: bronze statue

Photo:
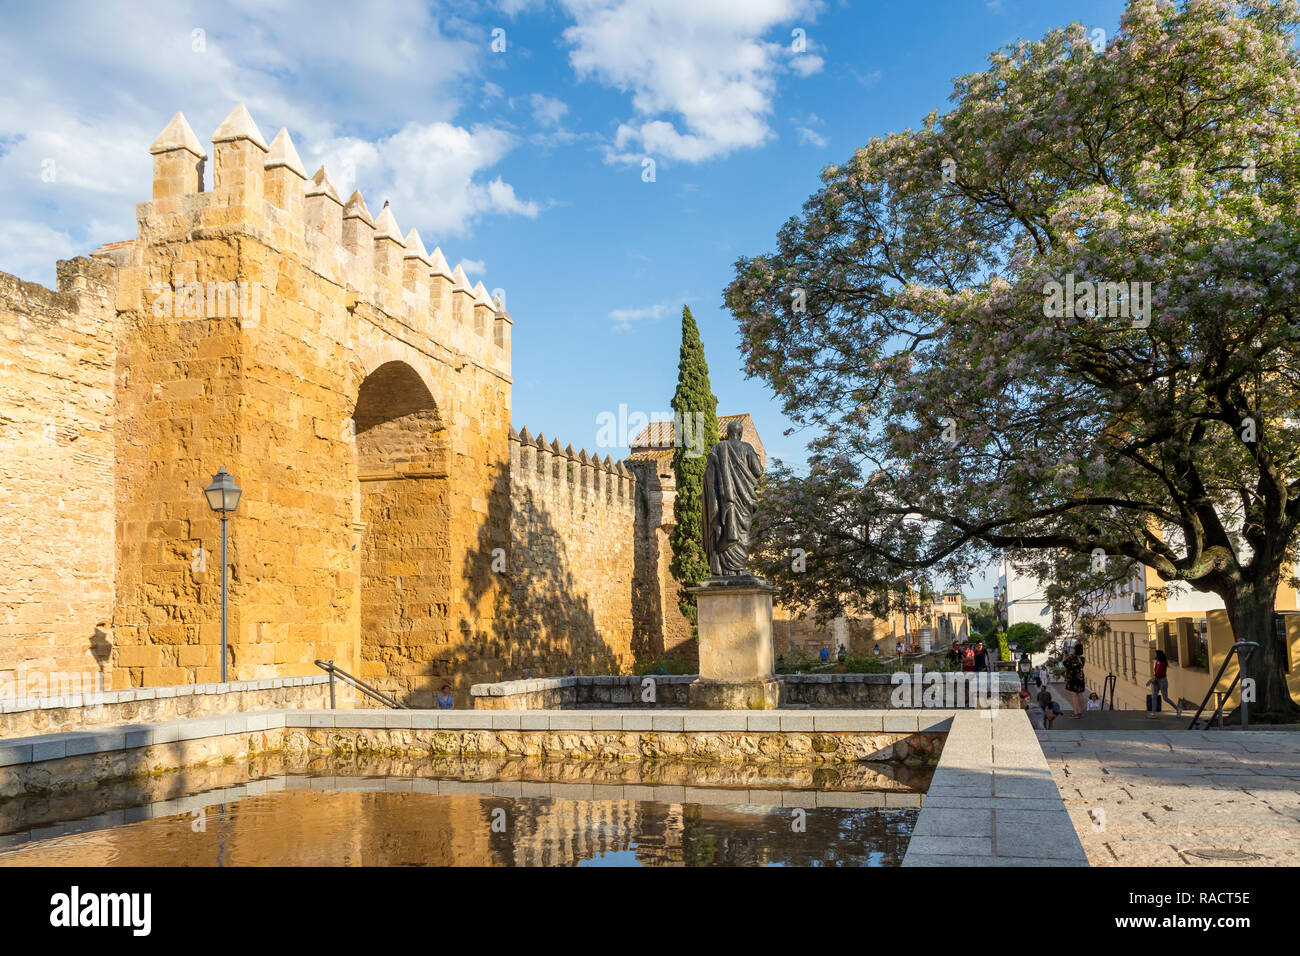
[702,420,764,576]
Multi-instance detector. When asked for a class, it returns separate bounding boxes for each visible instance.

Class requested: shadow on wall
[630,468,662,664]
[89,627,112,694]
[457,462,625,696]
[626,459,699,670]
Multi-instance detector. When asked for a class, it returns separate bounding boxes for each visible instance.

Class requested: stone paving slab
[1039,728,1300,866]
[903,711,1088,867]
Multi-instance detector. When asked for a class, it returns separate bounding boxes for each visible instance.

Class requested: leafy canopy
[726,0,1300,639]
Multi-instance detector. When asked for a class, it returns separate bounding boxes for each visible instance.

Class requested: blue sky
[0,0,1131,595]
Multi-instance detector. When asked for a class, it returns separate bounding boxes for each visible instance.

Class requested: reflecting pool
[0,755,928,867]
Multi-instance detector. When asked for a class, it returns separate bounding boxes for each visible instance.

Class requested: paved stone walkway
[904,711,1088,866]
[1039,729,1300,866]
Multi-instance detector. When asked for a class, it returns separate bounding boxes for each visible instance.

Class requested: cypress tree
[668,306,719,623]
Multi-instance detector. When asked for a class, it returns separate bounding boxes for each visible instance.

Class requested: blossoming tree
[725,0,1300,717]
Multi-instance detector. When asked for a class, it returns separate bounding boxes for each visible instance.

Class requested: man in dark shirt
[947,641,961,668]
[972,640,988,672]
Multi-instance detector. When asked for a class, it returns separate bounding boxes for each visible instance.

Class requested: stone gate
[0,104,649,706]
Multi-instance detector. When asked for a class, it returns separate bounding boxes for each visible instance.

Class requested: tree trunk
[1223,577,1300,721]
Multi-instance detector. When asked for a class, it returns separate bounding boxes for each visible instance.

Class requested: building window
[1275,613,1293,674]
[1189,621,1209,670]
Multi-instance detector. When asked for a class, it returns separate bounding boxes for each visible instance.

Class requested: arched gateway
[101,105,513,701]
[353,361,451,707]
[0,104,645,703]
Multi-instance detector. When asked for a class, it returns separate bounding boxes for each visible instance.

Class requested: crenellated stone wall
[0,259,119,694]
[0,102,685,709]
[109,107,514,704]
[506,428,638,676]
[1,104,515,707]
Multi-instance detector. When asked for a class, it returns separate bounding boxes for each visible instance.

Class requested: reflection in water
[0,788,918,867]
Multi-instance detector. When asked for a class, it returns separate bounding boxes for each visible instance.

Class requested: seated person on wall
[1020,689,1046,730]
[1037,686,1060,728]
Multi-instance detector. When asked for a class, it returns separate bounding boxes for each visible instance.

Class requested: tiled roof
[627,414,748,459]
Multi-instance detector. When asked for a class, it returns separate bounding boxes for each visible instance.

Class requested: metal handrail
[314,659,408,710]
[1187,641,1258,730]
[1102,672,1117,711]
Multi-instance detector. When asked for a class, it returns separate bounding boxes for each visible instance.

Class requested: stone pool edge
[0,709,957,800]
[0,708,1090,867]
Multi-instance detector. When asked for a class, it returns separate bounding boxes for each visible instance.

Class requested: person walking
[1063,642,1087,718]
[961,644,975,672]
[972,640,988,673]
[1147,649,1181,718]
[1017,652,1033,690]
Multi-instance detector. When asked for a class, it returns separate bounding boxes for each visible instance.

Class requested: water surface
[0,755,927,867]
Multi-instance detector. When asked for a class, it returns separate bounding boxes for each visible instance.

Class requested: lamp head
[204,466,242,513]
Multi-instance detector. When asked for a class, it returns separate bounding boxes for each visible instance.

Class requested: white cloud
[498,0,546,15]
[529,93,569,128]
[0,0,536,287]
[789,53,824,77]
[456,258,487,276]
[795,126,827,148]
[0,219,86,285]
[608,300,672,331]
[793,111,826,147]
[560,0,824,164]
[314,122,540,238]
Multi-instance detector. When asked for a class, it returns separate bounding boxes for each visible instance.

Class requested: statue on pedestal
[702,419,765,576]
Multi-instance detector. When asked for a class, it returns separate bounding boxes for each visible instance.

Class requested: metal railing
[1102,672,1117,711]
[1187,641,1258,730]
[314,659,408,710]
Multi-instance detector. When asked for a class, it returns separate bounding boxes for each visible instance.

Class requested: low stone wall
[282,726,945,765]
[0,676,336,739]
[783,671,1021,710]
[0,708,954,799]
[471,675,693,709]
[0,714,286,800]
[471,672,1022,710]
[0,752,930,847]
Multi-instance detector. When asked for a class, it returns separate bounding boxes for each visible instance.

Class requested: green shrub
[1005,622,1050,653]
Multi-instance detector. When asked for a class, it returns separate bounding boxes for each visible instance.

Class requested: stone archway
[353,360,450,706]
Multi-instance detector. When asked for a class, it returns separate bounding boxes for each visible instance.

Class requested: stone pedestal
[686,574,780,710]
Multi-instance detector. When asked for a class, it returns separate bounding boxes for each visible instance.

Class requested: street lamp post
[203,467,242,683]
